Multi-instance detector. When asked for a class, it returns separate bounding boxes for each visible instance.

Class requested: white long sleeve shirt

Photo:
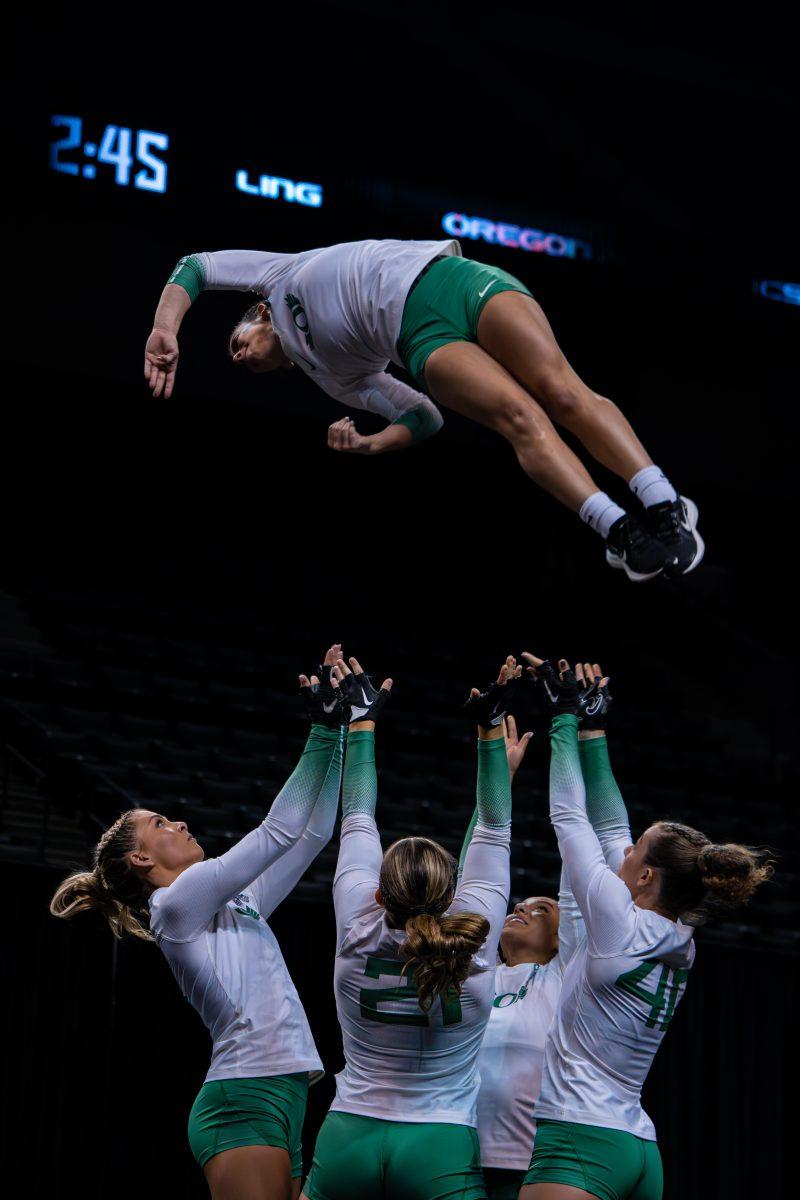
[329,812,511,1126]
[187,238,462,435]
[149,730,343,1083]
[536,718,695,1140]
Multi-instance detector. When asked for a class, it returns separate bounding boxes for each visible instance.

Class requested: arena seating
[0,585,795,951]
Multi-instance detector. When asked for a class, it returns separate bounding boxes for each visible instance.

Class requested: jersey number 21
[360,956,463,1027]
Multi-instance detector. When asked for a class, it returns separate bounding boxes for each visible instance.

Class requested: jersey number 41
[616,959,689,1032]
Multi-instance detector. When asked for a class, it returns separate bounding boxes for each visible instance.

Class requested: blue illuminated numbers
[134,131,169,193]
[50,115,82,175]
[754,279,800,308]
[49,116,169,194]
[98,125,133,185]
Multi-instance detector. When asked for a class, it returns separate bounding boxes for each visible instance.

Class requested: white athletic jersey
[194,238,462,430]
[330,812,510,1126]
[476,958,563,1169]
[537,720,696,1139]
[149,768,341,1083]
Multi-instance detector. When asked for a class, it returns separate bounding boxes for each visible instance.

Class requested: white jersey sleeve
[319,372,443,440]
[194,249,300,294]
[334,812,384,950]
[250,726,345,920]
[548,715,638,956]
[153,725,340,942]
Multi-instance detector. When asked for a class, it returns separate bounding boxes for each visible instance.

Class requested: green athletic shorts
[482,1165,526,1199]
[304,1110,487,1200]
[524,1119,664,1200]
[187,1073,309,1174]
[397,255,533,391]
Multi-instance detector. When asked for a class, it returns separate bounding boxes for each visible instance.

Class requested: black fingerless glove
[300,670,347,728]
[531,659,583,716]
[339,670,391,724]
[580,680,612,730]
[463,678,515,728]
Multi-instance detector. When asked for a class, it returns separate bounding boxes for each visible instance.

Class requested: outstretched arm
[145,249,292,398]
[152,725,344,942]
[576,662,630,873]
[324,373,443,454]
[331,656,393,948]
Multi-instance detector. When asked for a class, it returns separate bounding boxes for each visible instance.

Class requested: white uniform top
[330,812,510,1126]
[476,958,563,1169]
[194,238,462,430]
[536,721,695,1140]
[149,746,342,1083]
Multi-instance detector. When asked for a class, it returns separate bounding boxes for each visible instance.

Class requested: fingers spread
[348,656,364,676]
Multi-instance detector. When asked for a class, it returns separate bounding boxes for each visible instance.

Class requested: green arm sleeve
[166,254,206,303]
[476,735,512,827]
[578,735,630,833]
[342,729,377,818]
[394,404,442,444]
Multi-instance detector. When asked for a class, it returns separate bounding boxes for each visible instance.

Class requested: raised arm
[576,662,630,873]
[331,656,393,948]
[144,249,295,398]
[524,654,636,957]
[453,665,518,960]
[325,373,443,455]
[152,724,346,943]
[249,652,348,918]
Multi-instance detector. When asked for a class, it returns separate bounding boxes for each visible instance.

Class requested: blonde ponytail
[402,911,490,1011]
[49,812,153,942]
[379,836,489,1011]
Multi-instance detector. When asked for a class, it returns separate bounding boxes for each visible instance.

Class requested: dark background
[5,7,798,1198]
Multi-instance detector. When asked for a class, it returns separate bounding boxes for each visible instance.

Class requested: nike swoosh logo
[323,700,337,713]
[478,281,496,298]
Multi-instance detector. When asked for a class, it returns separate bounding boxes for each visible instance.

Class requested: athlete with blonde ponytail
[519,654,773,1200]
[301,655,517,1200]
[51,646,348,1200]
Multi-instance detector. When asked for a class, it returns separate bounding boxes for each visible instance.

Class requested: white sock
[579,491,626,539]
[629,465,678,507]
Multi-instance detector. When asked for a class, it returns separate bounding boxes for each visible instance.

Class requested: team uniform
[471,732,626,1199]
[148,724,344,1175]
[303,729,513,1200]
[167,238,532,437]
[527,718,695,1200]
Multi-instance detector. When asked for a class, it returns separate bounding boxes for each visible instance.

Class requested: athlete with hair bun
[145,239,702,580]
[50,646,348,1200]
[518,654,773,1200]
[301,655,517,1200]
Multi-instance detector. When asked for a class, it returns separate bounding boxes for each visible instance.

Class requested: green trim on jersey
[394,404,441,444]
[167,254,206,303]
[397,256,532,391]
[304,1111,486,1200]
[524,1119,664,1200]
[187,1072,309,1174]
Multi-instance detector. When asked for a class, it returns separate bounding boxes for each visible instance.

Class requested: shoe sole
[605,548,664,583]
[666,496,705,577]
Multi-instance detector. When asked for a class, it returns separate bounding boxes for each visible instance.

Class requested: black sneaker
[647,496,705,577]
[605,514,675,582]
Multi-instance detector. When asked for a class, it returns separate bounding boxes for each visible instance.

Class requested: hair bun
[697,843,773,906]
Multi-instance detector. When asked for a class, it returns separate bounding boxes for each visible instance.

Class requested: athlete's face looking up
[126,809,205,886]
[500,896,559,965]
[229,304,293,373]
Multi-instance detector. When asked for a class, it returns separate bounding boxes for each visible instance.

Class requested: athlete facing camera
[145,238,702,580]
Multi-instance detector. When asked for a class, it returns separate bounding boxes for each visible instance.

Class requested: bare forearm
[153,283,192,334]
[366,423,414,454]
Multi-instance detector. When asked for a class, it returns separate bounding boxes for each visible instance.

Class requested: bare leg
[477,291,653,482]
[423,340,598,512]
[519,1184,599,1199]
[203,1145,293,1200]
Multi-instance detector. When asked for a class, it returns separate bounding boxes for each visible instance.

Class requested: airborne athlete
[145,238,703,581]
